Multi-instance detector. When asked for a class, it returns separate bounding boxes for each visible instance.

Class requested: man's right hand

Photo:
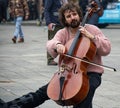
[56,44,66,54]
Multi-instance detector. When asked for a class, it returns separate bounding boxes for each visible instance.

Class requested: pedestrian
[79,0,103,26]
[101,0,109,10]
[0,2,111,108]
[28,0,38,20]
[38,0,45,25]
[0,0,8,23]
[44,0,69,65]
[8,0,29,43]
[79,0,88,16]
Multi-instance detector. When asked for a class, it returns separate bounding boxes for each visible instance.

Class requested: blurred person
[0,3,111,108]
[8,0,29,43]
[79,0,88,16]
[35,0,41,25]
[39,0,45,25]
[101,0,109,9]
[87,0,103,26]
[28,0,38,20]
[0,0,8,23]
[36,0,45,26]
[79,0,103,26]
[44,0,68,65]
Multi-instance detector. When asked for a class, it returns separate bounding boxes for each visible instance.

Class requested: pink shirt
[46,24,111,74]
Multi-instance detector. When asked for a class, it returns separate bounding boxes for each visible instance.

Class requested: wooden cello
[47,2,110,106]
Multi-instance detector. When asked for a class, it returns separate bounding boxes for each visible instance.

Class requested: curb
[0,20,46,26]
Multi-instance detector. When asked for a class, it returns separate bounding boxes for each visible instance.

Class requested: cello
[47,2,116,106]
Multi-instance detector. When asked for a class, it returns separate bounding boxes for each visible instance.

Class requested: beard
[69,19,80,28]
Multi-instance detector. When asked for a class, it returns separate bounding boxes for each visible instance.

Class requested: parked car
[98,1,120,28]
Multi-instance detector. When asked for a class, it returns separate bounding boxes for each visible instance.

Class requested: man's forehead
[64,9,77,14]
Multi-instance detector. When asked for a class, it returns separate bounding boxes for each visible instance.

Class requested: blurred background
[0,0,120,27]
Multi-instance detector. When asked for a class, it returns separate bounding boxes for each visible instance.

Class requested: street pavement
[0,22,120,108]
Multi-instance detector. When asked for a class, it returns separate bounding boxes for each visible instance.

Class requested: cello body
[47,35,96,106]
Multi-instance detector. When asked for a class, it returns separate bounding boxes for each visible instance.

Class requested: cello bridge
[59,64,72,73]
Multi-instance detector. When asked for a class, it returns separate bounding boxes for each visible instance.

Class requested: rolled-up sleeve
[86,24,111,56]
[94,33,111,56]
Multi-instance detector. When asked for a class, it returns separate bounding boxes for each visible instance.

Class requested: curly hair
[58,3,83,27]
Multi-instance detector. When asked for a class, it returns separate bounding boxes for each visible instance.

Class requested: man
[8,0,29,43]
[0,3,111,108]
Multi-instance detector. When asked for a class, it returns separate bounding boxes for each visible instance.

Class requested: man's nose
[71,15,75,19]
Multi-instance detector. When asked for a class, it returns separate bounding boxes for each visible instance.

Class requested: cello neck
[67,1,98,56]
[67,11,89,56]
[67,30,81,56]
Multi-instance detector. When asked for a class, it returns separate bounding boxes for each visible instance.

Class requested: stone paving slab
[0,24,120,108]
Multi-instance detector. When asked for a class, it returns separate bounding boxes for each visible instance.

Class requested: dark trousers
[73,72,102,108]
[31,72,101,108]
[30,84,50,107]
[0,1,7,22]
[47,25,63,63]
[3,72,101,108]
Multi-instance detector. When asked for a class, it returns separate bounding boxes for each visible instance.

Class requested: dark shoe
[48,60,58,65]
[12,37,16,43]
[4,94,34,108]
[0,99,7,108]
[18,38,24,43]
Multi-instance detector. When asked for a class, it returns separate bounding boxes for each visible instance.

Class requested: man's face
[64,9,80,28]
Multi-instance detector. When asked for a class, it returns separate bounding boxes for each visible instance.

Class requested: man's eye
[73,13,77,16]
[66,15,71,18]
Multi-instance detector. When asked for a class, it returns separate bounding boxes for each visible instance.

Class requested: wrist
[56,42,61,46]
[54,43,61,53]
[56,43,61,49]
